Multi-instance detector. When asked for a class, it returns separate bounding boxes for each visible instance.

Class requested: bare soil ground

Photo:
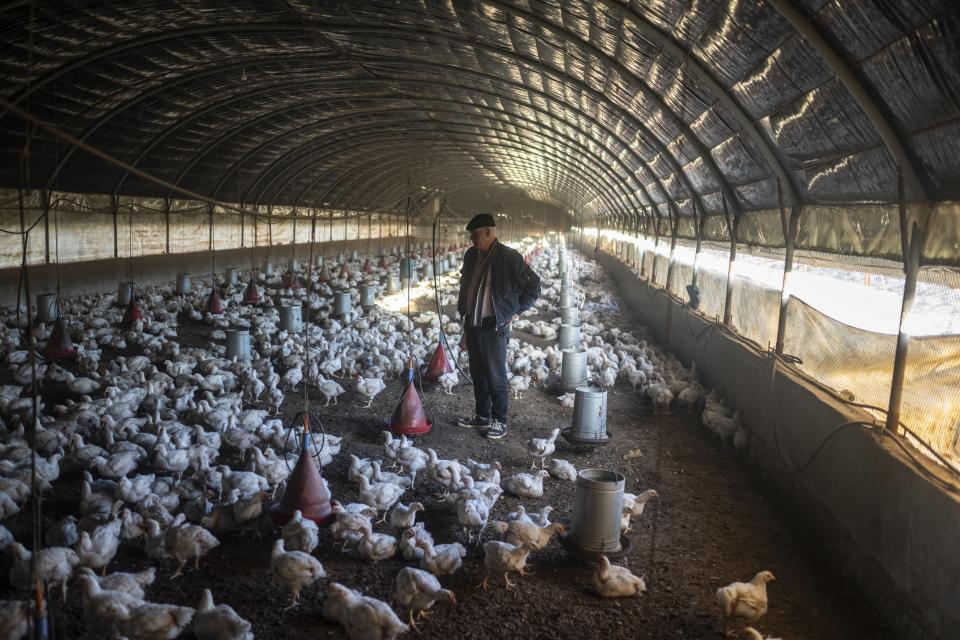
[0,260,899,640]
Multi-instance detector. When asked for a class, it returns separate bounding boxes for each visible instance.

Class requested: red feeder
[318,264,332,282]
[120,297,143,329]
[284,272,301,290]
[242,278,261,305]
[43,317,77,359]
[204,287,224,315]
[270,416,334,526]
[378,256,389,269]
[362,258,374,274]
[390,367,432,436]
[421,341,453,383]
[341,262,351,278]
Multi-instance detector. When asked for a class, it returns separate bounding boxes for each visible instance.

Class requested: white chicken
[591,555,646,597]
[481,541,537,590]
[192,588,254,640]
[621,489,659,532]
[271,538,326,608]
[116,602,196,640]
[501,469,549,499]
[7,542,79,600]
[546,458,577,481]
[354,373,386,408]
[525,427,560,469]
[507,373,531,399]
[316,376,346,406]
[394,567,456,631]
[164,516,220,578]
[324,582,409,640]
[437,370,458,394]
[281,510,320,554]
[717,570,776,637]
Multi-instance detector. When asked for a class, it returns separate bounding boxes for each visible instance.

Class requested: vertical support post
[775,179,802,355]
[239,202,245,249]
[722,193,738,327]
[292,209,297,246]
[252,205,258,248]
[268,205,273,247]
[207,203,214,252]
[112,194,119,258]
[650,210,661,284]
[691,200,704,289]
[42,189,50,264]
[886,172,923,435]
[164,197,171,254]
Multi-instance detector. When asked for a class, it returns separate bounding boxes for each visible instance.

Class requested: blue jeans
[465,324,509,423]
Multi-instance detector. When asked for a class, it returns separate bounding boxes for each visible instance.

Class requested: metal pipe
[886,173,923,435]
[722,193,738,327]
[776,179,803,355]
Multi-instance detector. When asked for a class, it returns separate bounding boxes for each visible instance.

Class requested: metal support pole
[42,190,50,264]
[239,202,244,249]
[164,197,171,254]
[207,204,214,252]
[691,201,704,289]
[292,209,297,246]
[722,193,738,327]
[775,179,802,355]
[886,173,923,435]
[252,205,258,248]
[112,194,119,258]
[268,205,273,246]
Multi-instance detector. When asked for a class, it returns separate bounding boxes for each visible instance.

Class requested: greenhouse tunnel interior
[1,1,959,639]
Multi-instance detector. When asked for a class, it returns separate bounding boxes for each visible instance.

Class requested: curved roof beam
[15,21,722,217]
[252,120,644,214]
[271,133,624,217]
[202,102,652,209]
[581,0,801,207]
[767,0,929,203]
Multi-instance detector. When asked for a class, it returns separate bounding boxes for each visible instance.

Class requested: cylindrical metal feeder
[422,260,434,279]
[408,268,419,287]
[571,387,608,441]
[560,348,589,391]
[559,290,576,309]
[288,259,299,274]
[224,267,238,287]
[560,305,579,326]
[447,253,458,269]
[116,281,135,307]
[359,284,377,310]
[315,254,325,268]
[279,303,303,333]
[351,249,359,262]
[263,261,274,277]
[387,275,401,294]
[558,323,581,350]
[333,290,352,316]
[399,257,412,280]
[176,273,191,295]
[337,253,345,265]
[565,469,625,557]
[226,329,252,361]
[37,293,59,323]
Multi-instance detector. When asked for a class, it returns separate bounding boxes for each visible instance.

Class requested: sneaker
[483,420,508,440]
[457,414,491,428]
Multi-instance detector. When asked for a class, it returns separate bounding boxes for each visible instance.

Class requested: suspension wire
[432,199,472,384]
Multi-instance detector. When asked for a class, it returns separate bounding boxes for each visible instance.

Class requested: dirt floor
[0,258,900,640]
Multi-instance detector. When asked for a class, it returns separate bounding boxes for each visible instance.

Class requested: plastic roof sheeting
[0,0,958,257]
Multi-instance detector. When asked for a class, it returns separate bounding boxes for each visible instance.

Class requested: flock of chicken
[0,239,781,639]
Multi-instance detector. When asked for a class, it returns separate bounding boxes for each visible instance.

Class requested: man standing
[456,213,541,440]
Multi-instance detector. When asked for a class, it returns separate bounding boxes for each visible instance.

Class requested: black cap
[466,213,496,231]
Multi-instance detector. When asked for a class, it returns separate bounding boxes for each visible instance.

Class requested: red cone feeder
[362,258,374,274]
[390,364,432,436]
[283,272,301,290]
[318,264,332,282]
[341,262,351,278]
[242,278,261,305]
[378,255,389,269]
[270,414,334,526]
[43,317,77,359]
[120,297,143,329]
[204,287,224,315]
[421,340,453,383]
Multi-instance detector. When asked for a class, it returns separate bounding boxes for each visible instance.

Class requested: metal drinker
[288,259,299,273]
[263,261,274,277]
[560,348,589,391]
[359,284,377,309]
[224,267,238,287]
[559,290,576,308]
[37,293,59,323]
[116,281,135,307]
[558,323,581,350]
[333,291,352,316]
[422,260,434,279]
[176,273,191,295]
[226,329,252,361]
[567,469,625,555]
[560,305,579,326]
[399,257,412,280]
[279,303,303,332]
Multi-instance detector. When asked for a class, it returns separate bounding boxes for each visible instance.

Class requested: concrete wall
[594,249,960,640]
[0,236,434,307]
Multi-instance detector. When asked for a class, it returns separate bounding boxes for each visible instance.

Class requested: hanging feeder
[283,271,301,290]
[120,297,143,330]
[389,363,432,436]
[340,262,352,278]
[204,287,224,315]
[362,258,374,274]
[317,263,332,282]
[43,317,77,359]
[263,261,274,278]
[36,293,59,323]
[224,267,239,288]
[421,340,453,383]
[115,281,135,307]
[378,255,390,269]
[559,469,630,560]
[242,278,261,305]
[270,413,335,527]
[176,273,192,296]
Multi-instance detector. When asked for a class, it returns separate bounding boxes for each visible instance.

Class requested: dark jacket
[457,239,541,332]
